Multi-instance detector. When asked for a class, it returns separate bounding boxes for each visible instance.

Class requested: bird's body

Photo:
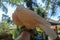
[12,5,57,40]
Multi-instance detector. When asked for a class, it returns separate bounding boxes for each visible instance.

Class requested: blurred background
[0,0,60,40]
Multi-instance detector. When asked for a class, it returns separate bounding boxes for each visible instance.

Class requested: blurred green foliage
[0,22,10,34]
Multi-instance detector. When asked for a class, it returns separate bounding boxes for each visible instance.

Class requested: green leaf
[0,22,10,33]
[46,0,51,10]
[2,3,8,14]
[8,0,21,5]
[0,0,2,8]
